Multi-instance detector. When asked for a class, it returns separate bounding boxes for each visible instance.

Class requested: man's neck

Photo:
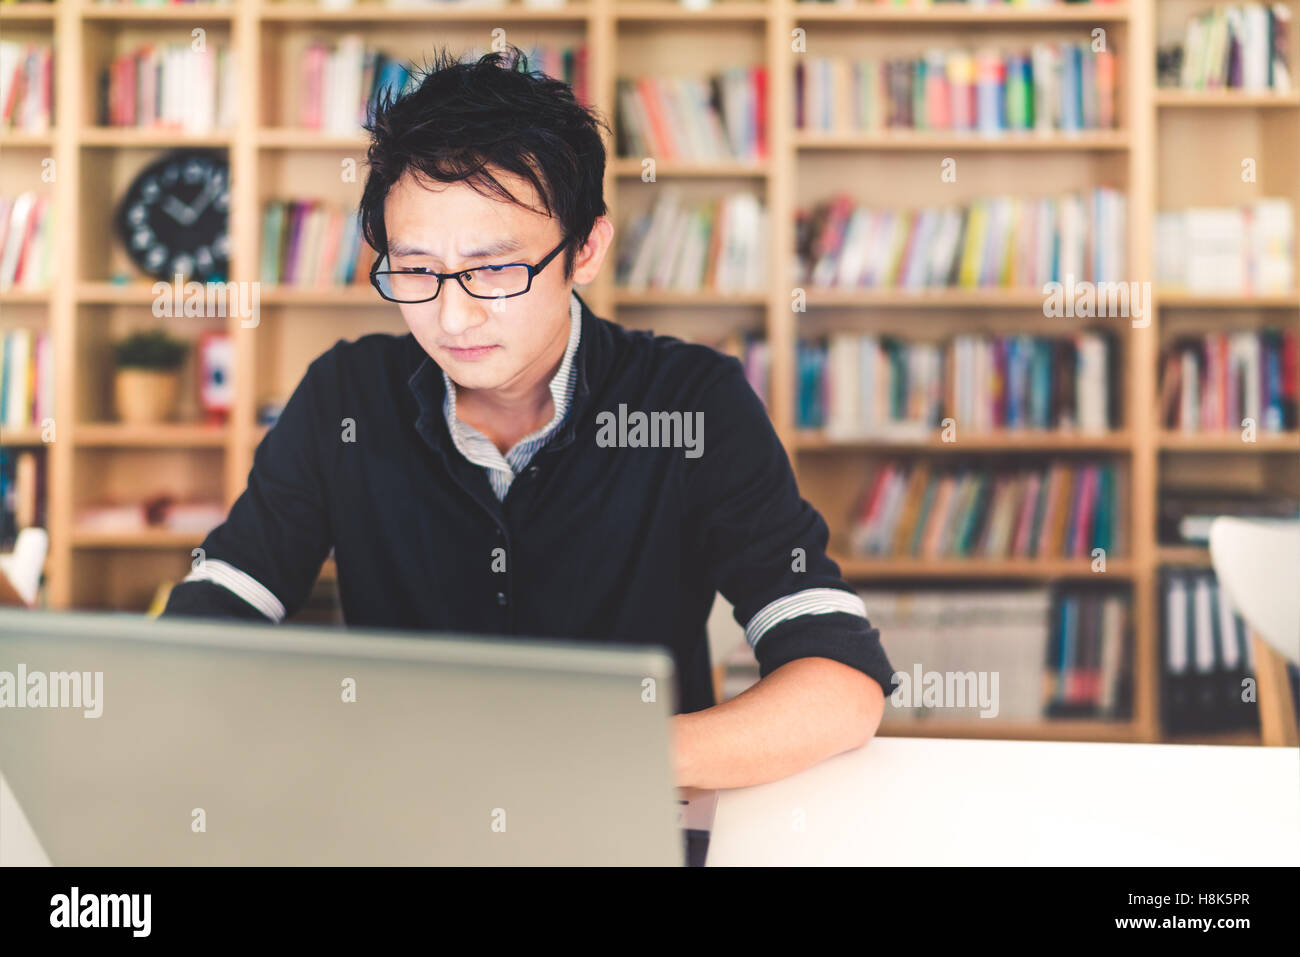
[453,309,571,455]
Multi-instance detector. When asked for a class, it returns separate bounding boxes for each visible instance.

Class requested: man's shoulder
[302,331,422,384]
[596,315,744,400]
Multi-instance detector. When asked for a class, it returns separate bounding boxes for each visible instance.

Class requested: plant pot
[114,368,181,424]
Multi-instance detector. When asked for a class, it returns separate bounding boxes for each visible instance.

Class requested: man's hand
[671,657,886,789]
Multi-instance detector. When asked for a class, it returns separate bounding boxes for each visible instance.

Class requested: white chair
[1209,517,1300,747]
[0,527,49,607]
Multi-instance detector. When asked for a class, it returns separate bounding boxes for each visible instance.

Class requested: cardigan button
[496,592,508,606]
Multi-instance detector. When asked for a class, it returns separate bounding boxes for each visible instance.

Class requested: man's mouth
[444,345,499,361]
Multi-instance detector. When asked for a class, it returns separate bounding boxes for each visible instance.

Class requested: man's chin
[440,357,509,391]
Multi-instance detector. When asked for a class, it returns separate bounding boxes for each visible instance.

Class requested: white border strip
[182,559,286,623]
[744,588,868,649]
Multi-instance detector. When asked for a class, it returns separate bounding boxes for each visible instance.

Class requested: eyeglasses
[370,235,569,304]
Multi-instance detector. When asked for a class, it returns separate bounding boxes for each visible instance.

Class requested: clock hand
[186,177,224,224]
[162,195,193,225]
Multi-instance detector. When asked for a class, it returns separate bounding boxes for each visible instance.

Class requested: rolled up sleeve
[685,356,897,695]
[161,349,336,623]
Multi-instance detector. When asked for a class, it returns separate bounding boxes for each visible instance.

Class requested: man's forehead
[386,235,525,260]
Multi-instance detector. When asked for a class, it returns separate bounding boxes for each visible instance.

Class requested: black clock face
[115,150,230,283]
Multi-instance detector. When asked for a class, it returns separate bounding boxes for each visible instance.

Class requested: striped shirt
[440,290,582,500]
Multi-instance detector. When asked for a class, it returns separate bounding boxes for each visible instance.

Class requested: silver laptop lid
[0,609,681,866]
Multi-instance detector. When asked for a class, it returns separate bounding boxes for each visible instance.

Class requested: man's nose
[437,280,487,336]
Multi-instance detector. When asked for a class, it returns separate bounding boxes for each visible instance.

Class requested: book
[848,459,1120,560]
[797,188,1127,290]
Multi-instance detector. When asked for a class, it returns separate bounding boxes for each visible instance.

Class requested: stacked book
[848,459,1124,560]
[1155,200,1294,295]
[299,35,414,134]
[1159,328,1299,432]
[796,43,1116,135]
[1162,2,1293,92]
[98,42,236,132]
[0,41,52,133]
[1161,568,1260,734]
[0,192,54,292]
[616,65,766,161]
[0,328,54,429]
[861,586,1131,723]
[796,187,1127,291]
[300,39,587,135]
[798,332,1118,435]
[616,188,768,293]
[1158,487,1299,546]
[1044,588,1133,719]
[259,200,376,288]
[701,331,769,408]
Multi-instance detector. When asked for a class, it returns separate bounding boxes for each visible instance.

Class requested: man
[162,45,896,789]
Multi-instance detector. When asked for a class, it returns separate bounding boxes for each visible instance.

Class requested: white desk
[706,736,1300,866]
[5,737,1298,866]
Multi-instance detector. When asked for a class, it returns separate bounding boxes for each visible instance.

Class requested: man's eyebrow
[387,238,524,261]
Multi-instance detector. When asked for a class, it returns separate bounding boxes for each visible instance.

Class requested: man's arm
[679,355,897,789]
[673,657,884,789]
[160,348,337,622]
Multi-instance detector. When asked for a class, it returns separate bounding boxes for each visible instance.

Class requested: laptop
[0,608,714,866]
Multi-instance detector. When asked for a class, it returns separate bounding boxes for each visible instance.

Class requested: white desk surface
[5,737,1297,866]
[706,736,1300,866]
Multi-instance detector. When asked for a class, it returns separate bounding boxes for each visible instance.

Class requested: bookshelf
[1,0,1295,746]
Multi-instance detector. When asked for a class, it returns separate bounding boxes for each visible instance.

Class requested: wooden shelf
[791,4,1132,23]
[1157,290,1300,309]
[0,4,57,22]
[795,430,1134,452]
[799,287,1055,308]
[76,423,229,448]
[611,157,769,177]
[832,555,1134,580]
[257,128,369,150]
[0,426,46,447]
[0,288,52,304]
[71,529,209,549]
[794,129,1131,151]
[260,286,379,305]
[1162,728,1262,746]
[79,127,233,148]
[81,5,234,22]
[1157,431,1300,452]
[615,2,769,22]
[260,3,589,22]
[879,718,1142,743]
[1156,545,1212,566]
[77,282,162,303]
[0,130,55,148]
[1154,89,1300,108]
[612,288,768,306]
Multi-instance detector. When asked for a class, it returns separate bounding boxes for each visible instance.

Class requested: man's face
[381,168,572,395]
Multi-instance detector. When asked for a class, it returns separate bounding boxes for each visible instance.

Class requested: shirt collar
[408,289,597,455]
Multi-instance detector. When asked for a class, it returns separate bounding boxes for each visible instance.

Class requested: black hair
[360,44,611,281]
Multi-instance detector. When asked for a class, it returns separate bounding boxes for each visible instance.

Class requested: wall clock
[114,149,230,283]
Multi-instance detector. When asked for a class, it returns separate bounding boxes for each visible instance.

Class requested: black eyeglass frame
[370,235,570,303]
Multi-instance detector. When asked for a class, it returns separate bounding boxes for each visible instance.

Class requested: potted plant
[113,329,189,424]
